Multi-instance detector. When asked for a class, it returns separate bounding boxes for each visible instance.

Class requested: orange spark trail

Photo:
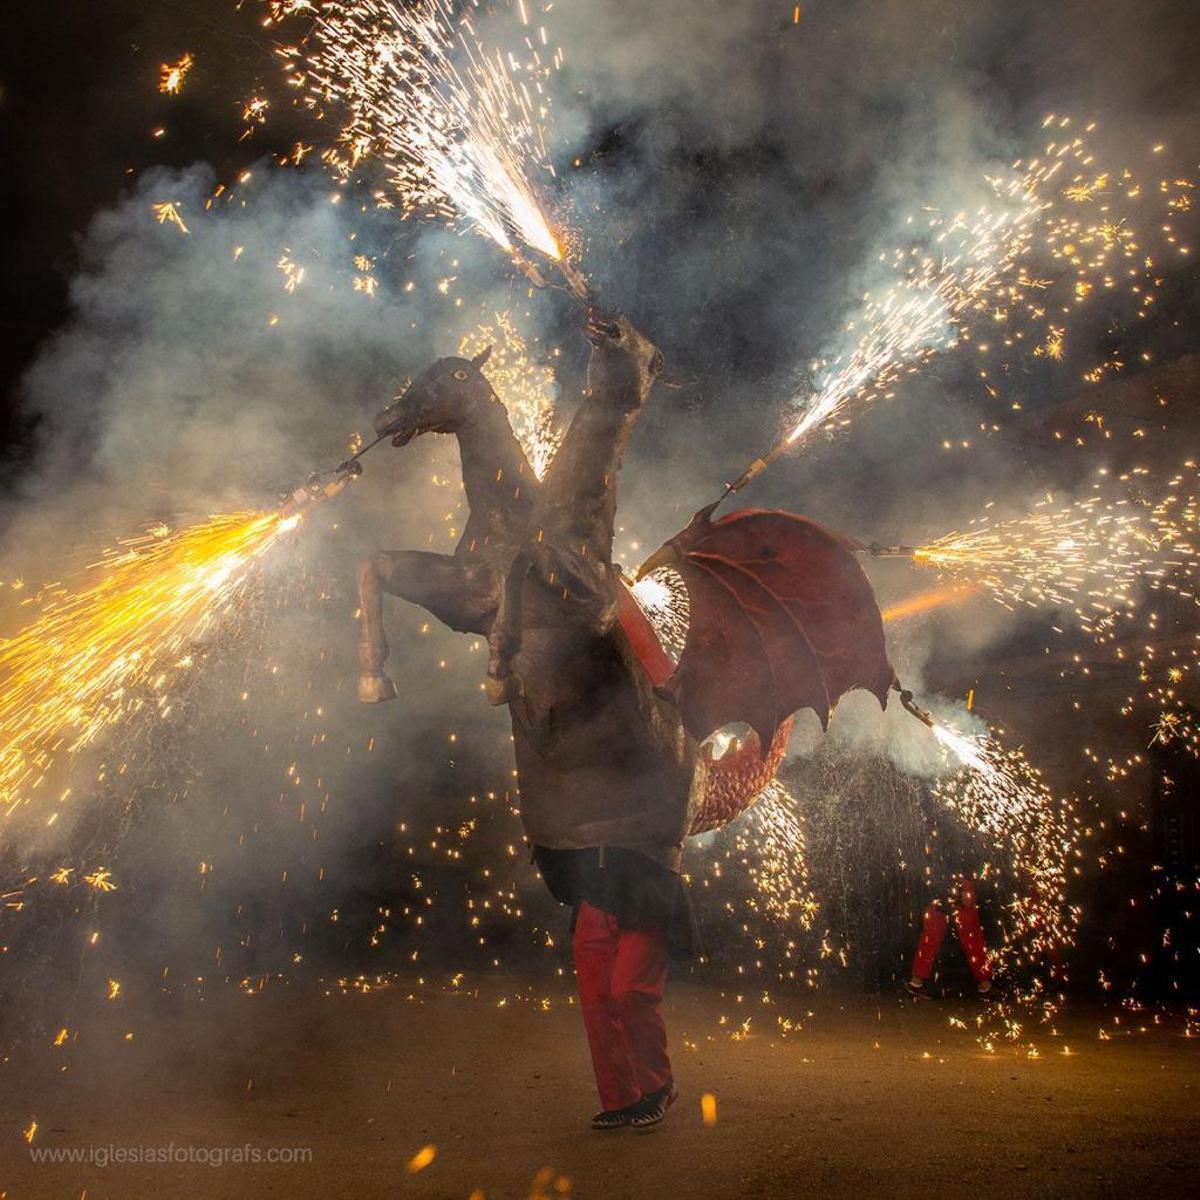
[882,581,978,622]
[0,511,297,824]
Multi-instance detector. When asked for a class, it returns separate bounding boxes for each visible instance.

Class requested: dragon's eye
[452,368,468,381]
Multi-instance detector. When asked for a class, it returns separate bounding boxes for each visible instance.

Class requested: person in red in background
[905,874,993,998]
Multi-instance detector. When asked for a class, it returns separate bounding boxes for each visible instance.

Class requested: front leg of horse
[357,553,400,702]
[355,550,498,703]
[484,550,532,706]
[484,543,620,707]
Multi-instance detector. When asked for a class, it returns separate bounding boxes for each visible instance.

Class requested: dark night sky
[1,1,280,447]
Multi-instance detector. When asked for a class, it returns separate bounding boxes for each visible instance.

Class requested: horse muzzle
[373,402,419,447]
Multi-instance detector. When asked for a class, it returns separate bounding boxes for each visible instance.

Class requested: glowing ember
[158,53,195,96]
[1150,708,1200,756]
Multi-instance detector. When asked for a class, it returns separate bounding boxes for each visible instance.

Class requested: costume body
[361,308,896,1121]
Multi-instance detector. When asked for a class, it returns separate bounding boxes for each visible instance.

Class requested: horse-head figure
[583,313,663,412]
[374,345,496,446]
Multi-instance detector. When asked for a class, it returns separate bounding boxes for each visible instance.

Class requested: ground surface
[1,974,1196,1199]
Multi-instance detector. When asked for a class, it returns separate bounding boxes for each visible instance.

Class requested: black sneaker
[631,1082,678,1130]
[904,978,932,1000]
[590,1103,638,1131]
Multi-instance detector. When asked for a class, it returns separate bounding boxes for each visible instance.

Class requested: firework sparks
[738,780,820,931]
[912,497,1150,633]
[629,566,690,663]
[152,201,189,234]
[242,96,270,126]
[690,772,819,986]
[158,53,195,96]
[932,728,1083,1016]
[880,581,977,623]
[886,461,1200,777]
[0,511,297,823]
[1035,325,1065,360]
[719,166,1051,495]
[929,721,997,777]
[458,312,561,478]
[276,252,306,293]
[788,180,1043,448]
[1150,708,1200,755]
[278,0,563,262]
[727,120,1194,492]
[908,469,1199,639]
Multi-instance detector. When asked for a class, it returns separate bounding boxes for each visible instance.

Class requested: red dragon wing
[639,503,895,748]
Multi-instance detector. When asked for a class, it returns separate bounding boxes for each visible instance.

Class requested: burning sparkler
[875,466,1200,641]
[724,120,1195,498]
[724,171,1046,495]
[276,0,566,272]
[909,497,1151,633]
[896,684,1082,1023]
[0,511,300,824]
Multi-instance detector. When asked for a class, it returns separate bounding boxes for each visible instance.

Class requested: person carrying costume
[495,309,695,1130]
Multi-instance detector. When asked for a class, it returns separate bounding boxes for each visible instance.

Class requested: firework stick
[554,257,591,302]
[719,438,792,502]
[510,247,592,304]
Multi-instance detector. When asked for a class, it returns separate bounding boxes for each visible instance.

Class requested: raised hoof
[483,672,522,707]
[358,673,398,703]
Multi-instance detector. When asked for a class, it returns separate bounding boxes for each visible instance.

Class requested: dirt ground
[1,974,1196,1199]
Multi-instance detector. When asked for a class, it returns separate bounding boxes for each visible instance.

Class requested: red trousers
[911,899,992,984]
[572,900,672,1111]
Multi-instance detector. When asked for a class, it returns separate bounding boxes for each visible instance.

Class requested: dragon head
[374,346,495,447]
